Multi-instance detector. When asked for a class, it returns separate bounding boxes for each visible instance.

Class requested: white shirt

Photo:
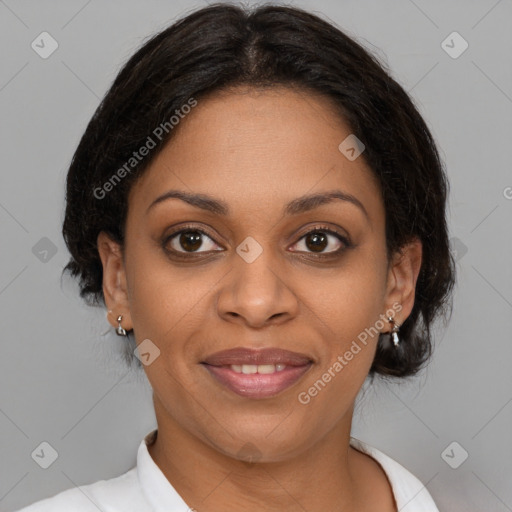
[15,429,440,511]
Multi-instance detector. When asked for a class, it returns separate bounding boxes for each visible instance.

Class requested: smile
[202,362,313,399]
[230,363,286,373]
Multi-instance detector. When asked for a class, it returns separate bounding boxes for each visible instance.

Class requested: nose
[216,247,299,328]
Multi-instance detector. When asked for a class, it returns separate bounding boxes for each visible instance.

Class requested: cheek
[296,267,385,417]
[310,253,387,337]
[125,241,222,356]
[296,250,388,403]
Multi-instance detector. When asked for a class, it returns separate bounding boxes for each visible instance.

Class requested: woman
[16,3,455,511]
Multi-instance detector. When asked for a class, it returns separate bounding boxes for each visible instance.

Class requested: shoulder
[349,437,440,512]
[12,467,147,512]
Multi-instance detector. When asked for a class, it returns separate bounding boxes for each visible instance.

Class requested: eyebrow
[146,189,369,220]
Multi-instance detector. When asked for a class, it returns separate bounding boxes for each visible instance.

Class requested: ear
[97,231,132,332]
[383,237,422,325]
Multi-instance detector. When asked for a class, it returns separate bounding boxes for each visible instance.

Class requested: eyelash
[162,223,352,260]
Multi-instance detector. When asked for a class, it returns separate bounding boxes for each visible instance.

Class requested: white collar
[137,429,191,511]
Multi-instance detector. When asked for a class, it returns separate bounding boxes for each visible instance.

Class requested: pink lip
[201,347,314,399]
[202,363,313,399]
[202,347,313,367]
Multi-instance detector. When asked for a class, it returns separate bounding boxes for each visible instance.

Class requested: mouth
[201,347,314,399]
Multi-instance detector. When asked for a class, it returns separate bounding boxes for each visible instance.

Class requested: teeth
[257,364,276,374]
[230,364,288,374]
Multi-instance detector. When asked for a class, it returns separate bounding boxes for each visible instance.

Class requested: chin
[204,422,312,464]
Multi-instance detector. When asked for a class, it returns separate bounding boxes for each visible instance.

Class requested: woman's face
[99,86,421,461]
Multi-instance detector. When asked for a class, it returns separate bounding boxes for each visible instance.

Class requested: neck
[147,394,370,512]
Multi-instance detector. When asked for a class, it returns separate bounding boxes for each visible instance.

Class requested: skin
[98,85,422,512]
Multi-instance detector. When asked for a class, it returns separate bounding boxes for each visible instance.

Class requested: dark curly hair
[62,2,455,378]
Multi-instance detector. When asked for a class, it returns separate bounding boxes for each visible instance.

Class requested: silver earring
[116,315,127,336]
[387,316,401,347]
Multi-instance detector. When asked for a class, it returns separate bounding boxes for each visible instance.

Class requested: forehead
[128,86,383,224]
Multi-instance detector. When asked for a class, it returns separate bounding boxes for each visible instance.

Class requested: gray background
[0,0,511,510]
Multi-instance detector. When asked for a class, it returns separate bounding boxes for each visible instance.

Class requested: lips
[202,347,313,367]
[201,347,313,399]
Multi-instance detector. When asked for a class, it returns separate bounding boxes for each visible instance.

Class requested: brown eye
[178,231,203,252]
[304,231,328,252]
[165,228,223,254]
[290,228,349,255]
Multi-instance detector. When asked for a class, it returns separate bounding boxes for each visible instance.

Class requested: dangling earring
[116,315,127,336]
[387,316,401,347]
